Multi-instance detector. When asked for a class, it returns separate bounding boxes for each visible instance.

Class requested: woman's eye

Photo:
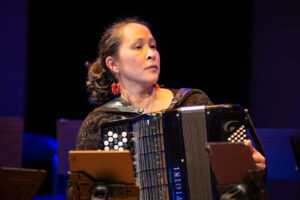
[150,44,157,49]
[134,45,142,49]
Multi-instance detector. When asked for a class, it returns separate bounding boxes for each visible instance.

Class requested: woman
[68,17,267,200]
[76,17,265,168]
[76,18,214,151]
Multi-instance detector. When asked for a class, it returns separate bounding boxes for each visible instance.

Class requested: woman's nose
[147,48,156,60]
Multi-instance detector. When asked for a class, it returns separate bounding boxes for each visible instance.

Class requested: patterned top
[76,88,213,150]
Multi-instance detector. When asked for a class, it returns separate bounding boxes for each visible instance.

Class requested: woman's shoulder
[181,90,213,106]
[79,104,122,130]
[79,100,138,133]
[167,88,209,97]
[167,87,213,108]
[76,105,121,150]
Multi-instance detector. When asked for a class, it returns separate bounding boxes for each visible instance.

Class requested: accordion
[101,104,250,200]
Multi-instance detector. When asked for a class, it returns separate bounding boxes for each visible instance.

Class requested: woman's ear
[106,56,120,74]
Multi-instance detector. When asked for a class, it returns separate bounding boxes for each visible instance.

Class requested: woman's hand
[244,139,266,170]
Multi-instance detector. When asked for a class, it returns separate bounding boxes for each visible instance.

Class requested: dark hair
[86,17,150,105]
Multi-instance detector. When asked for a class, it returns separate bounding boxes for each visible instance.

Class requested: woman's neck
[121,84,157,112]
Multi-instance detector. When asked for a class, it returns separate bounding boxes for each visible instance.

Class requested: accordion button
[122,132,127,137]
[108,137,113,142]
[118,141,123,146]
[122,138,128,143]
[113,133,118,138]
[104,146,110,151]
[104,141,109,146]
[108,131,113,136]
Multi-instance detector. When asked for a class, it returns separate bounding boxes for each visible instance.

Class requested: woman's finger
[244,139,266,170]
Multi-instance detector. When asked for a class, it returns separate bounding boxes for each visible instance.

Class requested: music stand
[68,150,138,200]
[0,167,47,200]
[206,142,269,200]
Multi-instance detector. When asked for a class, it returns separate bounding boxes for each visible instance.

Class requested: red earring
[111,82,121,95]
[153,83,161,88]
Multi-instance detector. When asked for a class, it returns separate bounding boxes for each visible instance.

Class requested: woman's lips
[145,65,158,70]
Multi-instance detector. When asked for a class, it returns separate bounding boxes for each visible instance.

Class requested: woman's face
[114,23,160,88]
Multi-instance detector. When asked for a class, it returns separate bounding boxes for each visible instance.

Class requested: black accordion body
[101,104,250,200]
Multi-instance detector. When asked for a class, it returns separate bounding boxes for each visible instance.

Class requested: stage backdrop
[0,0,27,117]
[1,1,300,136]
[250,0,300,129]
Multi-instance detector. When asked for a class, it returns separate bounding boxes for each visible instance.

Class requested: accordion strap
[100,88,203,114]
[168,88,192,109]
[168,88,206,109]
[100,97,145,114]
